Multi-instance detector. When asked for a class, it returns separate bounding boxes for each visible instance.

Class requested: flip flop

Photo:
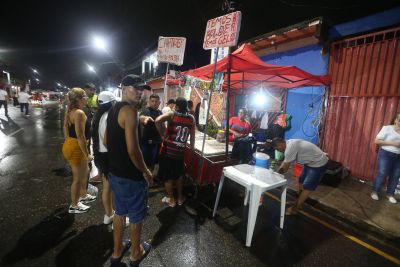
[129,241,152,267]
[110,239,132,266]
[162,196,176,208]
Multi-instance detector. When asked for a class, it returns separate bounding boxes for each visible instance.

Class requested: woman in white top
[92,91,116,224]
[371,112,400,204]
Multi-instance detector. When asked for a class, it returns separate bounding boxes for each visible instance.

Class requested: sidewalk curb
[286,188,400,245]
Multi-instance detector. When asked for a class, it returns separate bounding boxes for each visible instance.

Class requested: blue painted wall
[329,6,400,40]
[260,44,328,144]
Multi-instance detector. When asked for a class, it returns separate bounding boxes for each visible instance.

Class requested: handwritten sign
[157,37,186,66]
[203,11,242,50]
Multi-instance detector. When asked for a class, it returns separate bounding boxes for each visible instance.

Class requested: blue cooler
[253,152,270,169]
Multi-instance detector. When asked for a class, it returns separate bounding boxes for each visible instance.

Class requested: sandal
[110,239,132,266]
[161,197,176,208]
[129,241,152,267]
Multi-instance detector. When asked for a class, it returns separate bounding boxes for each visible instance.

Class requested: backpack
[231,136,257,163]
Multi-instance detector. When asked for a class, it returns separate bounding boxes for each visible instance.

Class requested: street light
[87,64,96,73]
[92,35,107,52]
[35,78,39,82]
[32,68,38,74]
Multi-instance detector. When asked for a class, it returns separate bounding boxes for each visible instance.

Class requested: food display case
[184,130,236,184]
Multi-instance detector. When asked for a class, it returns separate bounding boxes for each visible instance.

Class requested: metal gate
[322,27,400,181]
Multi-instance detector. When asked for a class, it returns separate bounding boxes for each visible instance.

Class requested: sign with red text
[203,11,242,50]
[157,37,186,66]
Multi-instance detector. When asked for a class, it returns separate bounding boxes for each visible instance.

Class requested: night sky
[0,0,399,90]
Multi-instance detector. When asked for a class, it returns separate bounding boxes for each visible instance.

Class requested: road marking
[8,128,24,136]
[264,192,400,265]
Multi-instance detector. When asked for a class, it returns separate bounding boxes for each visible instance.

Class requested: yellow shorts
[62,137,87,166]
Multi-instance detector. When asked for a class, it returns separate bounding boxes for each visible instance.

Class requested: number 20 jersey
[161,112,194,159]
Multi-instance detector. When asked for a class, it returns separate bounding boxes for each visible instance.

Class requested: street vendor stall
[185,130,235,184]
[183,44,330,184]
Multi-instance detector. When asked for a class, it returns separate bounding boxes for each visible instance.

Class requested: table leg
[280,185,287,229]
[213,174,225,217]
[244,188,249,206]
[246,184,261,247]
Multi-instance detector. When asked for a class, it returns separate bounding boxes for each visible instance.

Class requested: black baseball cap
[121,74,151,90]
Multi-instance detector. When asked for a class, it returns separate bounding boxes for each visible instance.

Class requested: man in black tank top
[106,74,153,266]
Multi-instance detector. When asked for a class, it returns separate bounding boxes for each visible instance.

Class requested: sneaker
[370,192,379,201]
[104,212,115,225]
[387,196,397,204]
[79,194,97,204]
[69,202,90,214]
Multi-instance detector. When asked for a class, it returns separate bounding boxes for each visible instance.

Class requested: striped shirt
[161,112,194,159]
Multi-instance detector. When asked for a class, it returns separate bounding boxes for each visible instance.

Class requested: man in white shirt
[273,138,329,215]
[18,89,31,116]
[0,86,9,117]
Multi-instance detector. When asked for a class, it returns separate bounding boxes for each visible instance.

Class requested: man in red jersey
[155,97,195,207]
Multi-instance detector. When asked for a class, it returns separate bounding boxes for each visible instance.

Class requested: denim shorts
[299,163,328,191]
[108,173,148,224]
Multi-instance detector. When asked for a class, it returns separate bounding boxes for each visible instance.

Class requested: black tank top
[107,102,144,181]
[68,118,91,139]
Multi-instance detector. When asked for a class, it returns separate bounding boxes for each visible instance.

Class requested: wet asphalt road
[0,105,399,267]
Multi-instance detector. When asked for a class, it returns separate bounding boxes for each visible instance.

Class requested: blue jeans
[372,149,400,195]
[20,103,29,115]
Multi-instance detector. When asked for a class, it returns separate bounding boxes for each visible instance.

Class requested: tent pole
[163,63,170,104]
[200,47,219,158]
[225,48,232,161]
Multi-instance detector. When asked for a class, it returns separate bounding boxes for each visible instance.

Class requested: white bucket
[253,152,270,169]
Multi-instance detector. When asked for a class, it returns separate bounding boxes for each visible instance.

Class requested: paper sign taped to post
[203,11,242,50]
[157,37,186,66]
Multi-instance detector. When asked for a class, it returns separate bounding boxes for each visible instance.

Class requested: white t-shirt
[18,92,30,103]
[98,111,109,153]
[376,125,400,154]
[162,106,171,114]
[0,90,7,101]
[284,139,329,168]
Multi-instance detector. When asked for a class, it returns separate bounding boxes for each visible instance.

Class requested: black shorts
[94,152,109,176]
[158,154,184,182]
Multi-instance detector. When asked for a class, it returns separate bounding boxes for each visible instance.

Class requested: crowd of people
[61,74,195,266]
[0,85,32,117]
[59,73,399,266]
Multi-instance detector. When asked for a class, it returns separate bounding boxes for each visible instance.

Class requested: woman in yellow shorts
[62,88,95,214]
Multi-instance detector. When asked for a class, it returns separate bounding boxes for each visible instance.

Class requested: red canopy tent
[184,43,330,89]
[184,43,330,158]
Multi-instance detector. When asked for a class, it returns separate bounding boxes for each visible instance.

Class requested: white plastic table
[213,164,287,247]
